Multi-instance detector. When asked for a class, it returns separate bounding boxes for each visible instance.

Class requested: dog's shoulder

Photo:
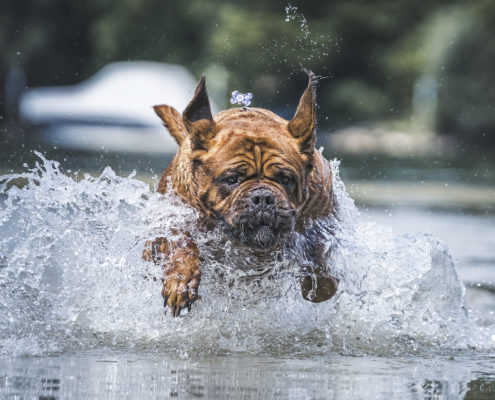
[157,140,196,201]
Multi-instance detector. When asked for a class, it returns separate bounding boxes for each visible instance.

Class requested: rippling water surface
[1,153,494,398]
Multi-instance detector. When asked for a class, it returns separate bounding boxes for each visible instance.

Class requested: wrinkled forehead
[205,121,303,168]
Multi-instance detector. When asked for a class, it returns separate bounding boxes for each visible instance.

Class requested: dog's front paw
[300,273,339,303]
[163,260,200,317]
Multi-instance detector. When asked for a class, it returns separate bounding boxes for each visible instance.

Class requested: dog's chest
[197,237,294,275]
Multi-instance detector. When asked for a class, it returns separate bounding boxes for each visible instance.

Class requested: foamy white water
[0,152,493,357]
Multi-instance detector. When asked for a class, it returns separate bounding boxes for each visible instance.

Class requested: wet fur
[145,74,338,317]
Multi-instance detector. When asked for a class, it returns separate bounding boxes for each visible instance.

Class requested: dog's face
[194,115,312,249]
[154,74,317,250]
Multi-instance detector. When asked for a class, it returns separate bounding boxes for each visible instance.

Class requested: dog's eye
[222,175,240,186]
[279,175,294,187]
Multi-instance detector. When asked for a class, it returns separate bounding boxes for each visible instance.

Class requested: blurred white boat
[19,61,216,153]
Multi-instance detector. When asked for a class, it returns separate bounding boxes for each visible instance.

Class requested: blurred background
[1,1,494,294]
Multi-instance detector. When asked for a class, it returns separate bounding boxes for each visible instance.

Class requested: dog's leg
[300,272,338,303]
[299,241,338,303]
[143,231,200,317]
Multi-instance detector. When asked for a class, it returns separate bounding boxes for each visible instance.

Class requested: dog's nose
[250,189,275,208]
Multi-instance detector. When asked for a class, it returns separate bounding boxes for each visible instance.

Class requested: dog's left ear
[288,72,316,156]
[182,75,216,150]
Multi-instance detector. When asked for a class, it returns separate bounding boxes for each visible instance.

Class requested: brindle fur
[144,73,337,317]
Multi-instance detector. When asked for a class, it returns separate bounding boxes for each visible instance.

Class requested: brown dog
[143,73,338,316]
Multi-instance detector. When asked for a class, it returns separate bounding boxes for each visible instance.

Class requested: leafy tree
[2,0,495,145]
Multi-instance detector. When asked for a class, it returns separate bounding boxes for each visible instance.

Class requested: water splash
[0,153,493,357]
[261,4,335,75]
[285,4,310,39]
[230,90,253,107]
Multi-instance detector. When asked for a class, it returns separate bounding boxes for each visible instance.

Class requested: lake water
[0,153,494,399]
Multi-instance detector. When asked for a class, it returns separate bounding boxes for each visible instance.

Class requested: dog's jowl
[143,73,338,317]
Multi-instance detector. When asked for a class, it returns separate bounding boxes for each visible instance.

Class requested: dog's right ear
[153,105,187,145]
[182,75,216,151]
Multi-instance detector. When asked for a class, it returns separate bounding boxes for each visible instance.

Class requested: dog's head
[154,74,317,250]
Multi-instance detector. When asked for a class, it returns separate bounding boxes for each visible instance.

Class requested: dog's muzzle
[225,187,295,250]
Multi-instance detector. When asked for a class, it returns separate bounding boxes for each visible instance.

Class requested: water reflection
[2,122,495,400]
[1,353,494,399]
[465,378,495,400]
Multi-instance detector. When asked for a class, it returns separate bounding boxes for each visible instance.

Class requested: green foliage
[1,0,495,144]
[435,2,495,144]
